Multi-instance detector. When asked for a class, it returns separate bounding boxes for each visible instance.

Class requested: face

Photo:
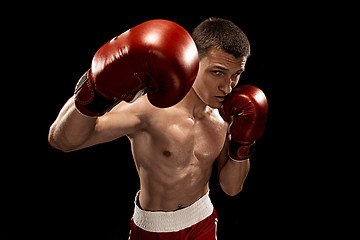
[192,47,247,108]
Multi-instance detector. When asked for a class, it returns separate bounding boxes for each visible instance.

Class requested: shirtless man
[48,18,267,240]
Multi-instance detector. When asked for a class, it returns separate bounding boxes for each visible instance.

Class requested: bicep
[74,99,147,150]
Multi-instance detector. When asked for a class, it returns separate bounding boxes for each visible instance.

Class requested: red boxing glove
[75,19,199,116]
[222,85,268,161]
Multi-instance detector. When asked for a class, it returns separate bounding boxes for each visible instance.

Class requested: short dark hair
[192,17,250,59]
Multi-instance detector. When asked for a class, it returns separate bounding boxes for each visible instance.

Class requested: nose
[219,79,233,95]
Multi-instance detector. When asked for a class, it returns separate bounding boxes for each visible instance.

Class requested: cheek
[193,74,213,100]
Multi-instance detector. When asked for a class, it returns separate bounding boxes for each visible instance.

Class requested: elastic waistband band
[132,190,213,232]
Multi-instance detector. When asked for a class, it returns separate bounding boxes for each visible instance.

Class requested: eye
[211,70,224,76]
[234,72,242,77]
[231,72,242,80]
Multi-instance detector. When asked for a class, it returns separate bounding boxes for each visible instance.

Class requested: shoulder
[111,94,156,116]
[108,95,161,133]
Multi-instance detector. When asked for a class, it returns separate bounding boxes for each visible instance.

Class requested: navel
[162,150,171,157]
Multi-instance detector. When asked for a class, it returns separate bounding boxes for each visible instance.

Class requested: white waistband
[133,190,213,232]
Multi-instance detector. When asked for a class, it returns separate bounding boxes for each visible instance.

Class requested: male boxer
[48,18,268,239]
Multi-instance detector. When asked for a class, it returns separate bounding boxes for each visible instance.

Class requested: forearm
[218,85,267,196]
[219,158,250,196]
[48,96,97,152]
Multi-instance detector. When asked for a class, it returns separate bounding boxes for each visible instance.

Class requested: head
[192,17,250,108]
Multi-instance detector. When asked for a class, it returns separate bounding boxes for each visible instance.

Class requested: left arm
[217,134,250,196]
[217,85,268,196]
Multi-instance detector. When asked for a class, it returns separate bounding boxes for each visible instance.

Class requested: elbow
[48,126,58,149]
[48,138,64,152]
[224,188,242,197]
[48,127,76,153]
[220,183,243,197]
[48,135,70,152]
[48,138,76,152]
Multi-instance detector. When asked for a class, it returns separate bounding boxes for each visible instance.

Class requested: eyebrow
[212,65,245,72]
[212,65,229,71]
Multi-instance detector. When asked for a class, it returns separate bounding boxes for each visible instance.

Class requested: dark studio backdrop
[4,3,343,240]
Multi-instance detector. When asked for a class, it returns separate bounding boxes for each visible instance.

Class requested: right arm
[49,20,198,151]
[48,96,145,152]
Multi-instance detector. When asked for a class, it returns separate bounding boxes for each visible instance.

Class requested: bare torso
[126,95,228,211]
[48,46,251,213]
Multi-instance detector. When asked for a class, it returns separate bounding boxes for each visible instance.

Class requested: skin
[48,47,250,211]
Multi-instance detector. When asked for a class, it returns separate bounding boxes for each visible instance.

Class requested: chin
[197,94,222,108]
[207,101,222,109]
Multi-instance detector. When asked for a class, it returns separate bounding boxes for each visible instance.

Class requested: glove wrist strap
[74,69,118,116]
[228,140,256,161]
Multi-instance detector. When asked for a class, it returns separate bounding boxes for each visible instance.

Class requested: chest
[149,110,228,162]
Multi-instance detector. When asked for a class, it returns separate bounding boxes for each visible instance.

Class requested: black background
[4,3,348,239]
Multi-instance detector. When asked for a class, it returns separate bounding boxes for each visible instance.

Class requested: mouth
[215,96,226,102]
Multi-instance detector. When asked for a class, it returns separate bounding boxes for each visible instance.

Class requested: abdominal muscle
[137,161,212,212]
[130,133,214,212]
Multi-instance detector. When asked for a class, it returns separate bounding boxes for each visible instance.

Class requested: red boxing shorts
[129,191,218,240]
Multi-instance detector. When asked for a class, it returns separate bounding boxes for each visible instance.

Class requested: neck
[176,88,208,119]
